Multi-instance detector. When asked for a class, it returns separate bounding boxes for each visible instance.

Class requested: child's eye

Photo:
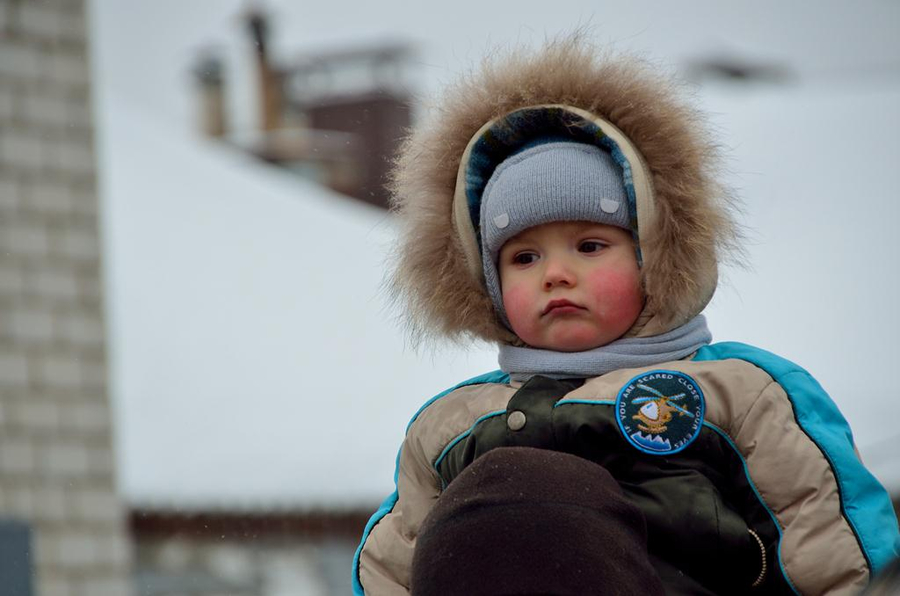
[512,252,539,265]
[579,240,607,254]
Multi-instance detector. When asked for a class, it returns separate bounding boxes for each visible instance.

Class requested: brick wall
[0,1,134,595]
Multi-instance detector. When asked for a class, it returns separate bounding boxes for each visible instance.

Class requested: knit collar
[499,315,712,382]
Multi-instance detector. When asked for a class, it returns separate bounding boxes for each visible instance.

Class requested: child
[352,39,900,595]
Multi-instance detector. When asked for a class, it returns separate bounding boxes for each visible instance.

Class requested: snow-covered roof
[99,98,500,509]
[99,80,900,512]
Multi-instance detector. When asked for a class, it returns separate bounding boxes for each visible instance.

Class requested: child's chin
[515,323,619,352]
[551,341,608,352]
[541,332,611,352]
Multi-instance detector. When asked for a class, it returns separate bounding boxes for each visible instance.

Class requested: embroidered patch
[615,370,705,455]
[493,213,510,229]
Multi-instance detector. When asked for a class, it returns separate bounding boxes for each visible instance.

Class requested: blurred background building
[1,0,898,594]
[129,8,416,595]
[195,9,413,209]
[0,0,133,595]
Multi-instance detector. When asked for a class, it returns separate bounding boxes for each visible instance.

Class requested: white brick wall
[0,351,30,388]
[29,181,74,215]
[57,314,104,348]
[0,1,135,595]
[0,129,44,170]
[0,174,18,208]
[32,486,67,523]
[0,40,42,79]
[29,267,81,301]
[38,576,72,596]
[12,399,60,432]
[58,226,100,261]
[69,401,111,432]
[7,307,55,343]
[0,86,14,121]
[50,51,90,88]
[21,92,71,128]
[39,355,84,389]
[18,3,66,40]
[0,436,36,475]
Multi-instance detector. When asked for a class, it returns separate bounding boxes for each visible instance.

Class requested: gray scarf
[499,315,712,382]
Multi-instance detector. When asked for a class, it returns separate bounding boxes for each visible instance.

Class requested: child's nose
[543,259,576,289]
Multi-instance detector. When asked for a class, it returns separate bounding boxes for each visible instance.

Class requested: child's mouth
[542,299,585,316]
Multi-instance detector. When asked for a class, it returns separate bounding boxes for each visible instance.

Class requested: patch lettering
[615,370,705,455]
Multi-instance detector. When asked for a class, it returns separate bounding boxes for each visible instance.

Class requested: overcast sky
[88,0,900,506]
[91,0,899,132]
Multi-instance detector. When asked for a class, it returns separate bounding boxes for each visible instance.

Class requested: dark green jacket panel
[436,375,788,594]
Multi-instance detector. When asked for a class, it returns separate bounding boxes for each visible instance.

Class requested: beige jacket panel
[411,382,517,481]
[358,383,516,594]
[358,511,413,596]
[736,378,868,594]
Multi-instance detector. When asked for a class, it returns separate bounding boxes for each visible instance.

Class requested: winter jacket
[356,38,900,594]
[353,345,900,594]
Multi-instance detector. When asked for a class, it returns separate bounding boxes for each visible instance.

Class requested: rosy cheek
[502,284,537,334]
[586,268,643,320]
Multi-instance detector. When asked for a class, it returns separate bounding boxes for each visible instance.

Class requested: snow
[99,81,900,510]
[99,99,499,509]
[699,82,900,492]
[90,0,900,509]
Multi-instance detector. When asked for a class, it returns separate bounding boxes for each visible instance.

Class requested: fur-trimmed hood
[389,37,741,345]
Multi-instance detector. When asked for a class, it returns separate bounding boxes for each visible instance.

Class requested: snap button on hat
[507,410,526,431]
[600,198,620,213]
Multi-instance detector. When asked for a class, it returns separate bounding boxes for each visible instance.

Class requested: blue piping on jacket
[693,342,900,575]
[702,420,800,594]
[554,398,616,407]
[433,410,508,488]
[351,370,509,595]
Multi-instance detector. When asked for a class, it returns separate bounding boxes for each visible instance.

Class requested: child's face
[498,221,643,352]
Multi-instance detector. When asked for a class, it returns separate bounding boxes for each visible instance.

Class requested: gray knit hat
[480,141,631,326]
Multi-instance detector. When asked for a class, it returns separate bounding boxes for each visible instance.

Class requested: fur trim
[389,35,743,345]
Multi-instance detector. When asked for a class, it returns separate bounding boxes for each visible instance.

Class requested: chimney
[193,53,227,138]
[246,9,282,132]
